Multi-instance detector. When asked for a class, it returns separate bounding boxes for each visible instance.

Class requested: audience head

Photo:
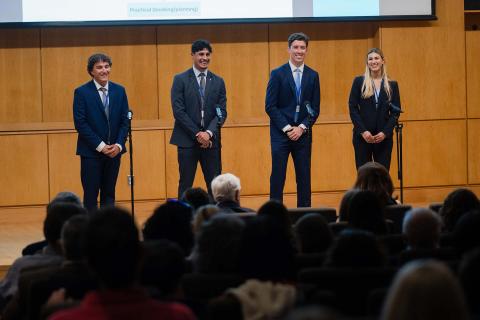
[86,206,141,289]
[402,208,442,250]
[453,209,480,255]
[239,215,297,281]
[193,204,221,233]
[348,190,387,235]
[141,240,186,298]
[61,214,89,261]
[440,188,480,232]
[257,199,291,229]
[211,173,241,204]
[338,189,360,222]
[44,202,87,248]
[294,213,333,254]
[48,191,83,209]
[354,162,394,206]
[193,214,245,273]
[143,200,194,256]
[181,187,211,210]
[381,260,469,320]
[325,229,386,268]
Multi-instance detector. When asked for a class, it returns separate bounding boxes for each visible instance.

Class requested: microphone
[389,103,403,114]
[303,101,316,117]
[127,109,133,120]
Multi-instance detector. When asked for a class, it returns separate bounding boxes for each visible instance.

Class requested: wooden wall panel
[403,120,467,187]
[41,27,158,122]
[0,135,49,206]
[468,119,480,184]
[157,24,270,125]
[466,15,480,118]
[0,29,42,123]
[380,0,466,120]
[268,23,376,122]
[116,130,166,201]
[48,133,83,199]
[311,123,358,191]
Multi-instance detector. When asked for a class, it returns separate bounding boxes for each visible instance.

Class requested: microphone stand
[394,116,404,203]
[127,110,135,219]
[217,117,223,174]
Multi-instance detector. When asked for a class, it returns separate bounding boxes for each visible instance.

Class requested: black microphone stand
[127,110,135,219]
[394,116,404,203]
[216,115,223,174]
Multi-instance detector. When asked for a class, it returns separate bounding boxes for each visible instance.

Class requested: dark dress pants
[81,155,121,212]
[177,146,221,199]
[270,134,312,207]
[353,134,393,170]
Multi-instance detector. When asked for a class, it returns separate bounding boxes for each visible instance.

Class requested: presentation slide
[0,0,434,24]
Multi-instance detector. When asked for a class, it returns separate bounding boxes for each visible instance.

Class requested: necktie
[294,69,301,123]
[199,73,206,129]
[99,87,109,120]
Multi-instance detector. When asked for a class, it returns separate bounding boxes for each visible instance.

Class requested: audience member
[191,214,245,274]
[49,206,196,320]
[402,208,442,250]
[348,190,388,235]
[338,189,360,222]
[181,187,211,211]
[453,209,480,256]
[324,229,386,268]
[381,260,469,320]
[257,200,293,236]
[440,188,480,232]
[211,173,253,213]
[294,213,333,254]
[459,248,480,316]
[239,215,297,282]
[141,240,187,299]
[353,162,396,206]
[22,191,83,256]
[0,203,86,303]
[192,204,221,233]
[142,200,194,256]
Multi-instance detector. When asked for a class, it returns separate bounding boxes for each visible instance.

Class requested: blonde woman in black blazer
[348,48,401,170]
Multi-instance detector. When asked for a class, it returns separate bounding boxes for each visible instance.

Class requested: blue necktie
[294,69,301,123]
[99,87,109,120]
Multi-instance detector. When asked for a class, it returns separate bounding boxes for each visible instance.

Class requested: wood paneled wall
[0,0,478,208]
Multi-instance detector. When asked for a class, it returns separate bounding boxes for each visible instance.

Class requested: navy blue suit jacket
[265,63,320,142]
[73,80,129,157]
[170,68,227,148]
[348,76,401,138]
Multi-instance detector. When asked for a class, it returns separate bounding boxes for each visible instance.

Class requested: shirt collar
[93,79,109,91]
[289,61,304,73]
[193,65,208,78]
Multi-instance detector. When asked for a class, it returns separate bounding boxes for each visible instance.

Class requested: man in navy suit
[73,53,129,212]
[265,32,320,207]
[170,39,227,198]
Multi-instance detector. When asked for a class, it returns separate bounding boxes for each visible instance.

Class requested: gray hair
[211,173,241,202]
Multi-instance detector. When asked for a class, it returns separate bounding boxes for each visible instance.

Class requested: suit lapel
[189,69,202,106]
[285,64,297,98]
[203,72,214,103]
[89,81,108,120]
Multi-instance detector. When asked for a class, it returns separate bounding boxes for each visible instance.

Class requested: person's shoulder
[304,64,319,74]
[152,301,196,319]
[175,68,193,78]
[109,81,126,92]
[75,80,94,92]
[208,70,224,82]
[388,79,399,86]
[272,63,289,73]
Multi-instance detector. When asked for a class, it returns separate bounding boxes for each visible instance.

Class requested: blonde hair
[361,48,392,100]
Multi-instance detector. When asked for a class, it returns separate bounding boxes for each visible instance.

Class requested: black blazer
[348,76,401,138]
[170,68,227,148]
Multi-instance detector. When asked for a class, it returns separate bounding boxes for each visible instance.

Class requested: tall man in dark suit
[266,32,320,207]
[73,53,129,212]
[170,39,227,198]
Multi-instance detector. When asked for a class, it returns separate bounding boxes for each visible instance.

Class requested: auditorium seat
[180,273,245,301]
[384,204,412,234]
[429,202,443,213]
[288,207,337,225]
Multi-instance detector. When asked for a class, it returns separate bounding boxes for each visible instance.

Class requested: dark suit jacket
[170,68,227,148]
[265,63,320,142]
[348,76,401,138]
[73,80,129,157]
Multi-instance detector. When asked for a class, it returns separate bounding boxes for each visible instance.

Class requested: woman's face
[367,52,384,74]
